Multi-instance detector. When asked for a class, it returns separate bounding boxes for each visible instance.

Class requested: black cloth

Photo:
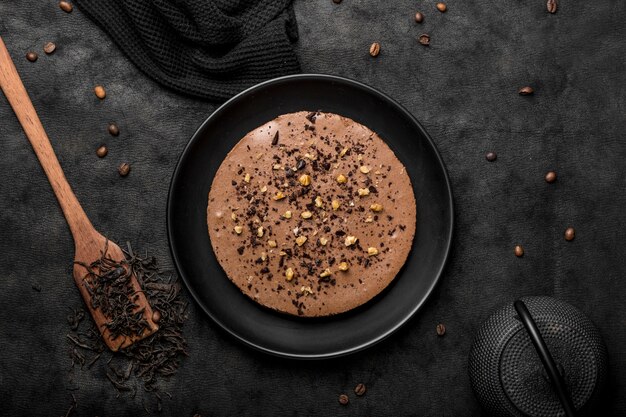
[0,1,625,416]
[73,0,300,100]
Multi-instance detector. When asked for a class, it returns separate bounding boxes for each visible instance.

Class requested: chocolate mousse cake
[207,111,416,317]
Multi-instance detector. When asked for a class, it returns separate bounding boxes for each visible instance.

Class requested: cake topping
[298,174,311,186]
[285,268,294,281]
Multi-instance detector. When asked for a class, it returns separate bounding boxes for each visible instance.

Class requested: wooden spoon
[0,37,158,351]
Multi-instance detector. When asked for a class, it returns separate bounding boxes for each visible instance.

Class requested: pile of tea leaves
[66,242,188,412]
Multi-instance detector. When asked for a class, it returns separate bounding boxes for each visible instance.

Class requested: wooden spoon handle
[0,36,94,241]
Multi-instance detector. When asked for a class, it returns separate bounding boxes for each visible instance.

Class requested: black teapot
[469,296,608,417]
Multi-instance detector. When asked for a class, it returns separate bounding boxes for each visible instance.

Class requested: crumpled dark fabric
[73,0,300,100]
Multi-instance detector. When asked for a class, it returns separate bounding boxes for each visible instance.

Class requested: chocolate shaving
[305,112,318,123]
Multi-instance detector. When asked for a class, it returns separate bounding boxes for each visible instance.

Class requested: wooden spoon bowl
[72,231,159,351]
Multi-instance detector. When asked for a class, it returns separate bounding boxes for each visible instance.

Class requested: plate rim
[166,73,455,359]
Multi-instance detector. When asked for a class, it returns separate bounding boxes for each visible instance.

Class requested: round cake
[207,111,416,316]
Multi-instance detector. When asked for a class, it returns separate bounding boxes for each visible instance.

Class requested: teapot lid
[500,320,598,416]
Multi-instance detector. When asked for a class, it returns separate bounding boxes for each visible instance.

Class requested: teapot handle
[514,299,577,417]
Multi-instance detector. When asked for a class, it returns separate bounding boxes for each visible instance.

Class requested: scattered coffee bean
[514,245,524,257]
[545,171,557,183]
[547,0,558,14]
[418,34,430,46]
[414,12,424,23]
[96,145,108,158]
[564,227,575,241]
[108,123,120,136]
[369,42,380,57]
[296,159,306,170]
[518,86,534,96]
[152,310,162,323]
[338,394,349,405]
[354,383,366,396]
[43,42,56,54]
[332,0,342,3]
[486,151,497,162]
[94,85,106,99]
[26,52,38,62]
[436,2,447,12]
[118,162,131,177]
[436,323,446,336]
[59,1,73,13]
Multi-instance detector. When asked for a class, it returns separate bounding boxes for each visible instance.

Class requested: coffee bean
[354,383,366,396]
[547,0,558,14]
[118,162,131,177]
[545,171,557,183]
[514,245,524,257]
[369,42,380,57]
[26,52,38,62]
[418,34,430,46]
[94,85,106,99]
[436,2,447,12]
[96,145,108,158]
[296,159,306,171]
[43,42,56,54]
[486,151,497,162]
[332,0,342,3]
[414,12,424,23]
[152,310,162,323]
[564,227,575,241]
[518,86,534,96]
[436,323,446,336]
[108,123,120,136]
[59,1,73,13]
[338,394,349,405]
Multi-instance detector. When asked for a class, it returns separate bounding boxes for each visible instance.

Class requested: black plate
[167,74,453,359]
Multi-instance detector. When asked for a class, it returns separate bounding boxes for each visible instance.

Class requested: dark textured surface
[0,1,625,416]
